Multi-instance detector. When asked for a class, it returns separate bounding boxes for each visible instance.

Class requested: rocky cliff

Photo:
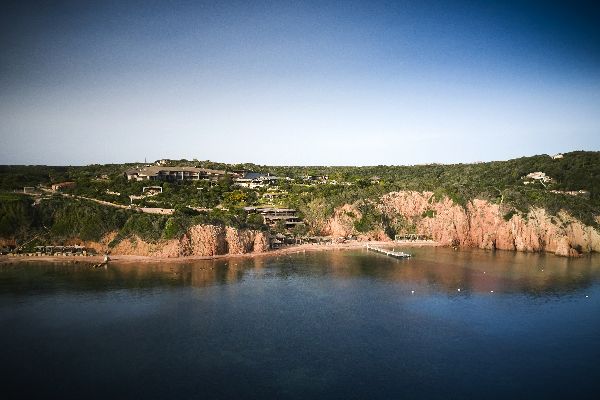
[97,224,269,258]
[321,203,389,241]
[323,191,599,257]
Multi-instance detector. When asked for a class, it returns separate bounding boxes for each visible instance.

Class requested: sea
[1,247,599,399]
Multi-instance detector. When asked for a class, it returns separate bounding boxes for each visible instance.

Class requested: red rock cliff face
[322,204,361,237]
[225,227,270,255]
[0,238,17,247]
[355,191,598,257]
[321,204,389,241]
[110,235,191,258]
[187,225,227,256]
[108,224,270,258]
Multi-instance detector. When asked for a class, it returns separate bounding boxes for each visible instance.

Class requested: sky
[1,0,599,166]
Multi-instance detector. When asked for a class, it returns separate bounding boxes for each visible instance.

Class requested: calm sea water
[1,247,599,399]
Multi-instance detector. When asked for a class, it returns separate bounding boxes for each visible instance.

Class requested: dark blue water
[1,247,599,399]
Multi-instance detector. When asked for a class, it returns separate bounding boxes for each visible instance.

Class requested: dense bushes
[284,151,600,229]
[0,194,35,237]
[36,197,130,241]
[353,202,381,233]
[1,151,599,240]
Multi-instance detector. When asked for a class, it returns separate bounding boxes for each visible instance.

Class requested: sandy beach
[0,240,440,265]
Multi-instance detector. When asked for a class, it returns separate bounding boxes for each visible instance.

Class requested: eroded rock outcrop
[225,227,270,255]
[65,232,117,254]
[0,238,17,248]
[322,204,362,237]
[252,231,270,253]
[327,191,599,257]
[187,225,227,256]
[107,224,270,258]
[110,235,187,258]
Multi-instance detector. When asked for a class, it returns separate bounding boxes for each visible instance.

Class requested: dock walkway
[366,244,411,259]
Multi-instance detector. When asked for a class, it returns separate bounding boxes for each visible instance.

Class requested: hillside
[1,151,598,257]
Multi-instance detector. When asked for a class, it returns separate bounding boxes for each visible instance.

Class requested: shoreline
[0,240,440,265]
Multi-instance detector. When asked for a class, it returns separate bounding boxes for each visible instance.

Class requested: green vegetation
[353,202,381,233]
[0,193,35,237]
[2,195,131,242]
[422,210,436,219]
[0,196,268,246]
[503,210,517,221]
[1,151,599,245]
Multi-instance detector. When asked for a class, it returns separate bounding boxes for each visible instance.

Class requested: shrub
[421,209,436,218]
[503,210,517,221]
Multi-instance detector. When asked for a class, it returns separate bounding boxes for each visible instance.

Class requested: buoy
[586,295,589,298]
[411,290,415,294]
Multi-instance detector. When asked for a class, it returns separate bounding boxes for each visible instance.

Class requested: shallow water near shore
[1,247,599,399]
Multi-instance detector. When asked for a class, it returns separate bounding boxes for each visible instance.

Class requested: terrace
[125,166,228,182]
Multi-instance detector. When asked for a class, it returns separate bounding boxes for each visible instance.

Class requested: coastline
[0,240,440,265]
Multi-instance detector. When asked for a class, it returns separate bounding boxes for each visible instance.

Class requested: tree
[274,219,288,234]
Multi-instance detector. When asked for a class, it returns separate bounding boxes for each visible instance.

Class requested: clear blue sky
[1,0,599,165]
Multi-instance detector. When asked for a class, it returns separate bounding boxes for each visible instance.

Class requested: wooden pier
[366,244,411,259]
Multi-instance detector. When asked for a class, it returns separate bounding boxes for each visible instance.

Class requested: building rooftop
[129,166,227,176]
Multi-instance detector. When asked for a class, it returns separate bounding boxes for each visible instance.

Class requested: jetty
[92,255,110,269]
[366,244,411,259]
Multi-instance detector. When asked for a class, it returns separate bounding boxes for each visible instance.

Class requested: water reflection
[322,247,600,296]
[1,248,598,296]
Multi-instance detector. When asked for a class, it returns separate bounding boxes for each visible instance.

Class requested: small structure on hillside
[302,175,329,184]
[262,190,287,202]
[0,245,16,255]
[51,182,76,191]
[522,172,553,186]
[125,166,228,182]
[34,245,88,255]
[294,236,333,245]
[142,186,163,193]
[234,172,284,188]
[394,234,431,241]
[244,207,304,229]
[549,189,590,197]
